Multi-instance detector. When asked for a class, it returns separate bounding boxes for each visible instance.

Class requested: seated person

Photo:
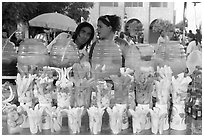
[34,32,48,46]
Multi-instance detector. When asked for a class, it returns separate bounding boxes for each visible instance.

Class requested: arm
[157,37,161,45]
[88,41,97,64]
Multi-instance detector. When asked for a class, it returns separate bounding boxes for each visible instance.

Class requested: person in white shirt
[157,30,169,45]
[186,35,199,57]
[48,22,95,61]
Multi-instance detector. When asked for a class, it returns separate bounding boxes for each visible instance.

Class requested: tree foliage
[2,2,94,34]
[2,2,39,32]
[152,19,175,33]
[175,20,186,32]
[62,2,94,23]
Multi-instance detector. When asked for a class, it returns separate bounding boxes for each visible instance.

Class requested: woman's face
[76,26,92,46]
[97,20,111,39]
[161,31,166,37]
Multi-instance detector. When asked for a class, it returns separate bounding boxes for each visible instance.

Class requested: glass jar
[185,92,192,115]
[125,44,155,105]
[2,40,17,76]
[91,40,122,79]
[17,39,49,74]
[125,44,155,71]
[49,38,80,68]
[188,93,197,116]
[137,44,154,61]
[154,42,186,76]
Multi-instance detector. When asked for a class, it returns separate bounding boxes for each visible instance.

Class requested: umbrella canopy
[29,12,77,31]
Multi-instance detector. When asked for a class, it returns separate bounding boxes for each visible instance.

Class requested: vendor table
[2,110,201,135]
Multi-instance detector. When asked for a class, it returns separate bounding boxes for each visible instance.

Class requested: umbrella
[29,12,77,31]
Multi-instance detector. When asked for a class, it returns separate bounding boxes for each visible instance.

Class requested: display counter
[2,46,202,135]
[2,111,201,135]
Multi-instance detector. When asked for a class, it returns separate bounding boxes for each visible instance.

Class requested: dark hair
[119,32,125,39]
[159,30,164,34]
[72,22,95,50]
[196,29,200,33]
[98,15,121,33]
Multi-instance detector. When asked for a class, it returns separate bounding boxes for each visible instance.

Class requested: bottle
[191,93,202,135]
[189,93,197,116]
[192,93,202,120]
[185,92,192,115]
[122,107,129,130]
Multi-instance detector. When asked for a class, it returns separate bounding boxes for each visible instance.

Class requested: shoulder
[188,40,196,46]
[187,41,195,51]
[56,32,69,39]
[157,36,162,42]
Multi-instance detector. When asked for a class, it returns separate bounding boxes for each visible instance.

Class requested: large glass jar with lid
[17,38,49,75]
[49,38,80,68]
[91,40,122,79]
[2,40,17,76]
[154,42,186,76]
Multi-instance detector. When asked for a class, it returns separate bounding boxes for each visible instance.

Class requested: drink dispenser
[2,40,17,76]
[49,38,80,68]
[154,42,186,76]
[91,40,122,79]
[17,39,49,75]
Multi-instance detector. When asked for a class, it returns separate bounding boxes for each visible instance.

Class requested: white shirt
[157,36,169,45]
[186,41,198,55]
[186,50,202,74]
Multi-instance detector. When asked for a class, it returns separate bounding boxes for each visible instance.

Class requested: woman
[72,22,95,61]
[49,22,95,59]
[186,34,199,57]
[72,22,95,50]
[157,30,169,45]
[89,15,123,78]
[49,22,95,67]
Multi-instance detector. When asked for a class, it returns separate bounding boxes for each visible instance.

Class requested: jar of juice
[50,38,80,68]
[154,42,186,76]
[2,40,17,76]
[91,40,122,79]
[17,39,49,75]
